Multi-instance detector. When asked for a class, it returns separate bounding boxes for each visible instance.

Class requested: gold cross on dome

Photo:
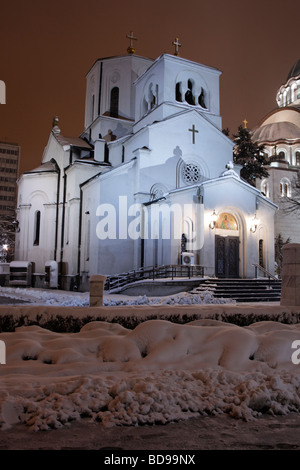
[189,124,199,144]
[172,37,181,56]
[243,118,248,129]
[126,31,137,54]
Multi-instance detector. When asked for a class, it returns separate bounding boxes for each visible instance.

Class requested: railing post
[89,275,106,307]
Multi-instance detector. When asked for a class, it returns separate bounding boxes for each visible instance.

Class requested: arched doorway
[215,212,239,278]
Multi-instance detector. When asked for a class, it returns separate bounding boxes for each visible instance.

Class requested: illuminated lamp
[209,210,218,230]
[250,214,259,233]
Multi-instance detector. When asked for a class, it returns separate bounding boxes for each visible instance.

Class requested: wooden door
[215,235,239,278]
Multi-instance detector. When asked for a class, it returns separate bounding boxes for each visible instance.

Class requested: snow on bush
[1,318,300,431]
[0,286,232,307]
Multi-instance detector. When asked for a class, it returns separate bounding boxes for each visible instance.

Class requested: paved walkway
[1,412,300,451]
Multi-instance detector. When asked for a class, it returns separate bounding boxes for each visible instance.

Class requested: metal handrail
[252,263,278,284]
[104,264,205,291]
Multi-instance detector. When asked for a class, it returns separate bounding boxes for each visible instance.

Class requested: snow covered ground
[0,284,232,307]
[0,286,300,432]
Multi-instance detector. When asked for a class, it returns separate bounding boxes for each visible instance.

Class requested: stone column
[89,275,106,307]
[280,243,300,306]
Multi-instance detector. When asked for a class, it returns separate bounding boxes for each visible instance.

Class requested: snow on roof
[24,160,58,174]
[54,133,92,149]
[9,261,32,267]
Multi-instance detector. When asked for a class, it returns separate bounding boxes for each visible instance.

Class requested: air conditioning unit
[181,252,195,266]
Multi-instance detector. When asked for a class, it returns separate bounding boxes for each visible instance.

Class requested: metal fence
[104,264,205,291]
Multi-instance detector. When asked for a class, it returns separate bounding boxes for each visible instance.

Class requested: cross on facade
[189,124,199,144]
[243,118,248,129]
[126,31,137,54]
[172,37,181,56]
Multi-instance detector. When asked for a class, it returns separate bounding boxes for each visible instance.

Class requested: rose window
[182,163,201,184]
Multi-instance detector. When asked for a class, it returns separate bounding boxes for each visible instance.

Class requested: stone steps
[192,278,281,302]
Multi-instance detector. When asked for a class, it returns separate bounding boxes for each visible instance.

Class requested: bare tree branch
[281,170,300,216]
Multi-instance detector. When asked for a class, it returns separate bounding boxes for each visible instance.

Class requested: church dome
[252,121,300,143]
[287,58,300,81]
[268,152,289,168]
[276,59,300,108]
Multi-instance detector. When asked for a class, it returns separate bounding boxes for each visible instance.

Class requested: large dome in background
[252,120,300,144]
[287,58,300,81]
[276,58,300,109]
[252,58,300,151]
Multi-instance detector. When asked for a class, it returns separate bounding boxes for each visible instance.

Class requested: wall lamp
[250,214,259,233]
[209,210,218,229]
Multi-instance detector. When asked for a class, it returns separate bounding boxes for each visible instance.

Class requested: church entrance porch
[215,235,239,278]
[213,211,240,278]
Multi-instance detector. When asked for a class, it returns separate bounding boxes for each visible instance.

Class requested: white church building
[15,41,277,290]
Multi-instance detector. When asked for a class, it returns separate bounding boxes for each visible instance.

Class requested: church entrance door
[215,235,239,278]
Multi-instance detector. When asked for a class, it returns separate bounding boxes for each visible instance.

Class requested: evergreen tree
[232,125,269,186]
[0,213,16,262]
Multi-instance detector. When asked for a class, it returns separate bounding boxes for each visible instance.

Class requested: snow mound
[1,319,300,430]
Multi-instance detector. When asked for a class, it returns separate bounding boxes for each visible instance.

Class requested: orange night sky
[0,0,299,175]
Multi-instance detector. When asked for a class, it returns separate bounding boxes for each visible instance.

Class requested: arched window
[296,151,300,166]
[142,83,159,116]
[259,239,265,268]
[149,83,158,109]
[198,88,207,109]
[185,79,195,105]
[33,210,41,246]
[261,179,269,197]
[280,178,291,197]
[284,183,288,195]
[175,77,208,110]
[149,183,168,201]
[176,82,182,102]
[291,83,297,103]
[110,87,119,117]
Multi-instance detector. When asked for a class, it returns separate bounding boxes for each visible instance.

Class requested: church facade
[253,58,300,245]
[15,45,277,290]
